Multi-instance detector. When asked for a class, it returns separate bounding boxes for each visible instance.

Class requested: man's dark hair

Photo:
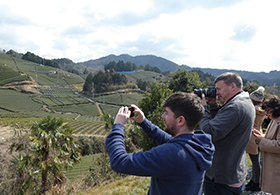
[261,95,280,118]
[214,72,243,90]
[162,92,204,130]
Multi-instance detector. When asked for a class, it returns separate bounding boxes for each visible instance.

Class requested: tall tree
[168,67,206,92]
[136,82,173,151]
[190,69,215,86]
[83,72,94,92]
[243,81,261,94]
[136,79,148,91]
[83,70,128,93]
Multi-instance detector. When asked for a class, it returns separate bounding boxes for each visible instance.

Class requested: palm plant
[10,116,82,194]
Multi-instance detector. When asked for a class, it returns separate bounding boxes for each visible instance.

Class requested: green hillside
[0,63,30,85]
[0,51,146,122]
[125,70,164,83]
[0,52,85,86]
[95,93,143,106]
[0,86,143,123]
[0,89,41,114]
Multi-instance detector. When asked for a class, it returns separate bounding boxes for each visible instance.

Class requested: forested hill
[2,49,279,85]
[78,54,280,85]
[186,67,280,86]
[78,54,178,72]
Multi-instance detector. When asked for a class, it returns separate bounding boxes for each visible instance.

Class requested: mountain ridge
[78,54,178,72]
[78,54,280,85]
[2,50,279,85]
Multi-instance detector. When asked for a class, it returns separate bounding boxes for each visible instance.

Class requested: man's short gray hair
[214,72,243,90]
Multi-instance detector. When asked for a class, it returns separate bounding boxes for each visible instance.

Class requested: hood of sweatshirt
[169,130,214,171]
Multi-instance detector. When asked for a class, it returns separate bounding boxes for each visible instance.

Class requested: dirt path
[95,102,103,115]
[0,126,14,141]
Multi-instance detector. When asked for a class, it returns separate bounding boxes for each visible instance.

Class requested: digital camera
[194,86,216,98]
[128,106,134,117]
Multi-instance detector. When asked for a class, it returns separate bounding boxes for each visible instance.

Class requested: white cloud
[1,0,280,72]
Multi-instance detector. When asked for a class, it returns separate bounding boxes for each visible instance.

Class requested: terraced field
[0,86,140,140]
[64,154,98,181]
[67,119,134,137]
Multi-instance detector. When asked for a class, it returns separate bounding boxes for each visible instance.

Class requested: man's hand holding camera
[114,104,145,125]
[194,86,217,106]
[201,94,217,106]
[198,87,220,119]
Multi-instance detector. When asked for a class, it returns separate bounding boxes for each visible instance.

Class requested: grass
[51,103,100,117]
[0,53,19,69]
[0,64,30,85]
[0,89,84,119]
[63,153,150,195]
[94,92,143,116]
[0,117,37,128]
[80,176,150,195]
[99,104,120,117]
[126,71,164,83]
[0,52,85,86]
[95,93,143,106]
[0,87,102,119]
[0,89,42,113]
[27,70,84,86]
[86,123,104,134]
[64,155,97,181]
[66,120,106,135]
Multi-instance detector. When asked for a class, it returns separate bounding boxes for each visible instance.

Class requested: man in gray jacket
[200,72,255,195]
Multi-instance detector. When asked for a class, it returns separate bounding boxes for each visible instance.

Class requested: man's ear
[230,83,236,90]
[177,115,186,127]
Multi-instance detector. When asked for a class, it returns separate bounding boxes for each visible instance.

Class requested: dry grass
[0,126,14,140]
[79,176,150,195]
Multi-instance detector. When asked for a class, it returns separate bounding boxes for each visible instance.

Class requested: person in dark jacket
[200,72,255,195]
[106,92,215,195]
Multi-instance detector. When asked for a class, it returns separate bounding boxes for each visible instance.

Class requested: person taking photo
[200,72,255,195]
[106,92,215,195]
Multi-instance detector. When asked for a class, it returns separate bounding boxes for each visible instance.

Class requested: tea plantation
[0,52,149,194]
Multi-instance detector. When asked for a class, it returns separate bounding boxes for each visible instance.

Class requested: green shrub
[124,135,137,153]
[84,153,127,187]
[77,136,106,156]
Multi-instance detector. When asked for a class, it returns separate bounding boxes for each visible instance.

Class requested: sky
[1,0,280,73]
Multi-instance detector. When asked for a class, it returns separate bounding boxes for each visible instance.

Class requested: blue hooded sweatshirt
[106,118,214,195]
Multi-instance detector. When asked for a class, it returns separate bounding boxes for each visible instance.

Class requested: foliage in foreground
[8,116,82,194]
[83,154,126,188]
[134,68,206,151]
[82,175,150,195]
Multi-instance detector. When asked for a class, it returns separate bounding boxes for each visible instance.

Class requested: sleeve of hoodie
[105,120,176,177]
[199,104,239,142]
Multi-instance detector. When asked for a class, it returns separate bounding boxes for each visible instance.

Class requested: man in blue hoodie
[106,92,215,195]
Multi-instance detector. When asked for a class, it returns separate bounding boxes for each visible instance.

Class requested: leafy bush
[84,153,127,187]
[124,133,137,153]
[77,136,106,156]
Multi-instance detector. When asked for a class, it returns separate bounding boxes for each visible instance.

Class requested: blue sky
[1,0,280,72]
